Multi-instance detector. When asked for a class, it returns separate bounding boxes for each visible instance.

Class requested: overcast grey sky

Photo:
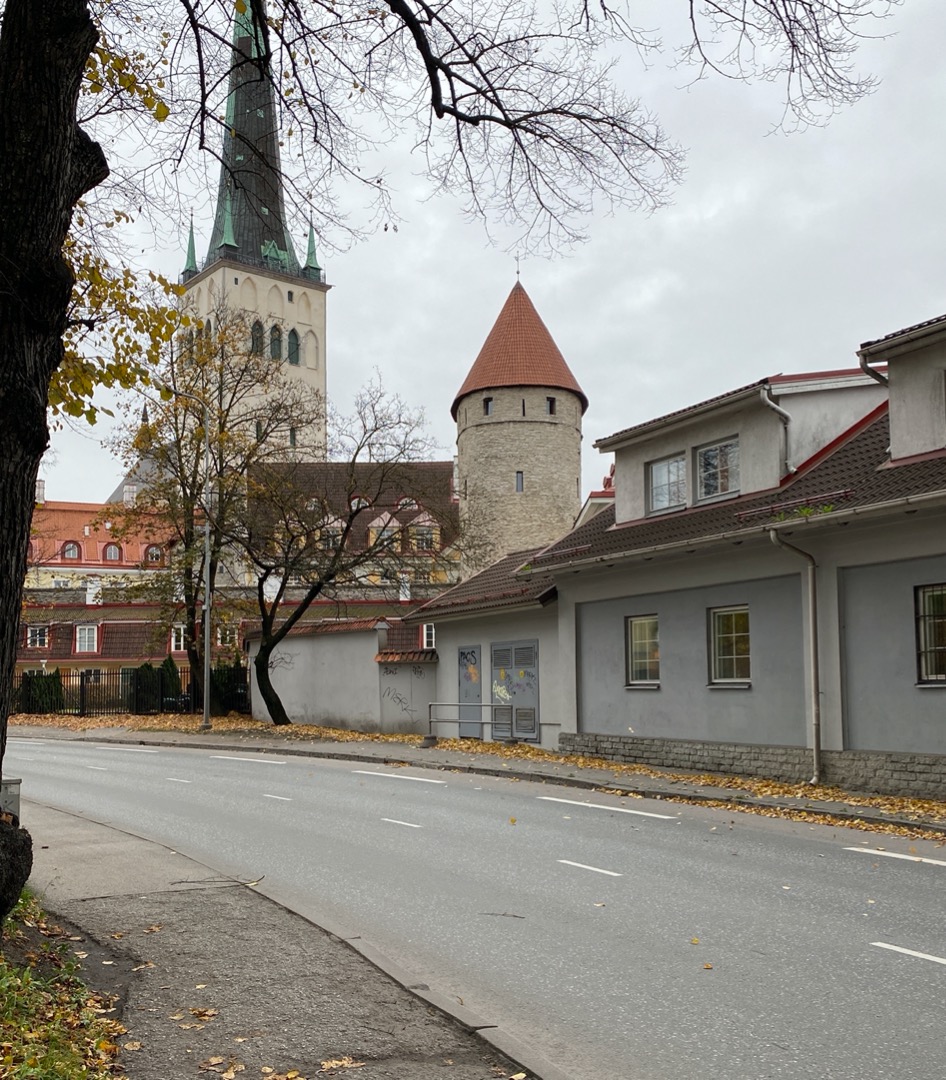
[43,0,946,503]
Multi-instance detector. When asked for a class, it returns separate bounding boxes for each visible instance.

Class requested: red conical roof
[451,282,588,418]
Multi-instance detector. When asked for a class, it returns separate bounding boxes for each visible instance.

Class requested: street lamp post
[162,384,213,732]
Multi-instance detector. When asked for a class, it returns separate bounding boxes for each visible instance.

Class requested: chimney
[35,478,45,505]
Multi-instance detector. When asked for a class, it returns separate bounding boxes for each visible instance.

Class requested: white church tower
[180,2,329,447]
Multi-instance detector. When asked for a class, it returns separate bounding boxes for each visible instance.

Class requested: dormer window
[76,625,98,653]
[696,438,740,500]
[146,544,163,564]
[62,541,81,560]
[103,543,122,562]
[648,454,686,514]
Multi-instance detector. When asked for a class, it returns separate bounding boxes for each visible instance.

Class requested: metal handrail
[423,701,560,747]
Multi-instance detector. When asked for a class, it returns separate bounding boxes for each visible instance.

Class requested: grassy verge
[0,891,125,1079]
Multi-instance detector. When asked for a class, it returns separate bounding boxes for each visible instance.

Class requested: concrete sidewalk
[14,723,946,1080]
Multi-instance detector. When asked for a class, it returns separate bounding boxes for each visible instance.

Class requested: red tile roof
[451,282,587,417]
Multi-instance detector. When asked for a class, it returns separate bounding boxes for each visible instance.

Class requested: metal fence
[13,665,250,718]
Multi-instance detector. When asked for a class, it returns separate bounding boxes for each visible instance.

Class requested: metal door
[490,640,539,741]
[458,645,482,738]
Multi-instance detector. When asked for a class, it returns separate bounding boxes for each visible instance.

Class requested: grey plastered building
[411,321,946,798]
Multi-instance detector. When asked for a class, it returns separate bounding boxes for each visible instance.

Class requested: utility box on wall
[1,778,22,823]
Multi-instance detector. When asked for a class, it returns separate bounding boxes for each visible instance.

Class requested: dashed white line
[95,746,159,754]
[844,847,946,868]
[210,755,286,765]
[166,777,192,784]
[539,795,675,820]
[872,942,946,966]
[352,770,446,785]
[87,766,108,771]
[382,818,422,828]
[262,793,292,802]
[558,859,623,877]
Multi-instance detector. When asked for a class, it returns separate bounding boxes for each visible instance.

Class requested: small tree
[109,302,324,710]
[226,380,468,725]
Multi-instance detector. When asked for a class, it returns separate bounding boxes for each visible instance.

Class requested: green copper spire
[221,187,237,250]
[182,215,198,279]
[303,221,322,275]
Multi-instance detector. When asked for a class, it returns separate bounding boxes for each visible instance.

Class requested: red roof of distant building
[451,282,587,417]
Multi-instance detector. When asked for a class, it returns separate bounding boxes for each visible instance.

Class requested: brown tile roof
[859,311,946,351]
[375,649,438,663]
[405,548,556,622]
[451,282,587,417]
[532,406,946,571]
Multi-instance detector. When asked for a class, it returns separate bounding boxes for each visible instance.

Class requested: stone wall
[559,733,946,800]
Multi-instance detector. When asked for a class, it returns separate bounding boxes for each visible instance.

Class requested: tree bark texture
[253,645,292,726]
[0,1,107,897]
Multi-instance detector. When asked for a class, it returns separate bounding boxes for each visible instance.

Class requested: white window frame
[146,544,163,563]
[710,606,750,684]
[648,453,686,513]
[171,624,187,652]
[422,623,436,649]
[103,543,121,562]
[26,626,49,649]
[696,437,740,501]
[217,625,236,648]
[75,624,98,653]
[625,615,659,685]
[916,584,946,683]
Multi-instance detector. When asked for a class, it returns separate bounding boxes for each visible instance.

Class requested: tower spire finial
[182,213,198,279]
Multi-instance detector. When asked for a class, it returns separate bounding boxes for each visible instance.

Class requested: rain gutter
[768,531,821,783]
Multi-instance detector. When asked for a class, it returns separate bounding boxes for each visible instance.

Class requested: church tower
[181,2,328,447]
[453,282,587,569]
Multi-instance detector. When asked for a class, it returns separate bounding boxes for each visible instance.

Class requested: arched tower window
[287,329,300,366]
[270,325,282,360]
[250,321,264,354]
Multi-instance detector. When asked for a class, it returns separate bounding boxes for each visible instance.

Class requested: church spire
[303,221,321,274]
[203,0,301,276]
[182,215,198,281]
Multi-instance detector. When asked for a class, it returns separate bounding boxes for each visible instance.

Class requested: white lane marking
[87,766,108,771]
[210,755,286,765]
[558,859,623,877]
[845,847,946,868]
[872,942,946,966]
[95,746,159,754]
[352,770,446,785]
[262,793,292,802]
[538,795,675,820]
[166,777,192,784]
[382,818,422,829]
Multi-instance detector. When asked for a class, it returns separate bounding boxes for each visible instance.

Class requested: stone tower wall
[457,385,582,568]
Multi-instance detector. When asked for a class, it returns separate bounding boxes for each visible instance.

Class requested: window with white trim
[146,544,163,564]
[75,625,98,653]
[103,543,121,561]
[217,625,236,648]
[648,454,686,513]
[625,616,659,684]
[62,541,81,559]
[422,623,436,649]
[710,606,750,683]
[697,438,740,500]
[171,624,187,652]
[27,626,49,649]
[916,584,946,682]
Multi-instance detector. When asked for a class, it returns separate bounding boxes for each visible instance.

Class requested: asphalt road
[8,736,946,1080]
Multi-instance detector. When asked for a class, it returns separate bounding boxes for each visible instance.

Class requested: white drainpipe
[759,386,794,475]
[768,530,821,784]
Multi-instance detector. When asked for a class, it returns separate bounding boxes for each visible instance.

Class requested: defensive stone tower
[453,281,587,569]
[180,1,328,448]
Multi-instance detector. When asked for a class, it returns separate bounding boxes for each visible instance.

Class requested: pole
[200,401,212,731]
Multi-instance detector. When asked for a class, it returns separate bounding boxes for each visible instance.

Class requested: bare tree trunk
[253,645,292,726]
[0,0,108,919]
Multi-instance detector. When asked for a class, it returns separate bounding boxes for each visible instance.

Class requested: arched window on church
[287,329,300,366]
[250,321,264,355]
[204,318,213,340]
[270,325,282,361]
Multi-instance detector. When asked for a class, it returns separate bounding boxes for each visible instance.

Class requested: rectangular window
[916,584,946,682]
[26,626,49,649]
[697,438,740,500]
[82,668,102,684]
[289,427,297,448]
[546,396,556,415]
[217,625,236,648]
[515,471,524,493]
[483,397,493,416]
[75,625,97,653]
[648,454,686,513]
[412,526,434,551]
[423,623,436,649]
[626,616,659,684]
[171,625,187,652]
[710,607,750,683]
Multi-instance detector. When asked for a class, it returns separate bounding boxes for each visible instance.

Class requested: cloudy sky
[43,0,946,503]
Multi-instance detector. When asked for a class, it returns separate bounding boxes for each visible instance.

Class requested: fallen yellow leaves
[191,1007,219,1022]
[199,1056,245,1078]
[319,1057,365,1072]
